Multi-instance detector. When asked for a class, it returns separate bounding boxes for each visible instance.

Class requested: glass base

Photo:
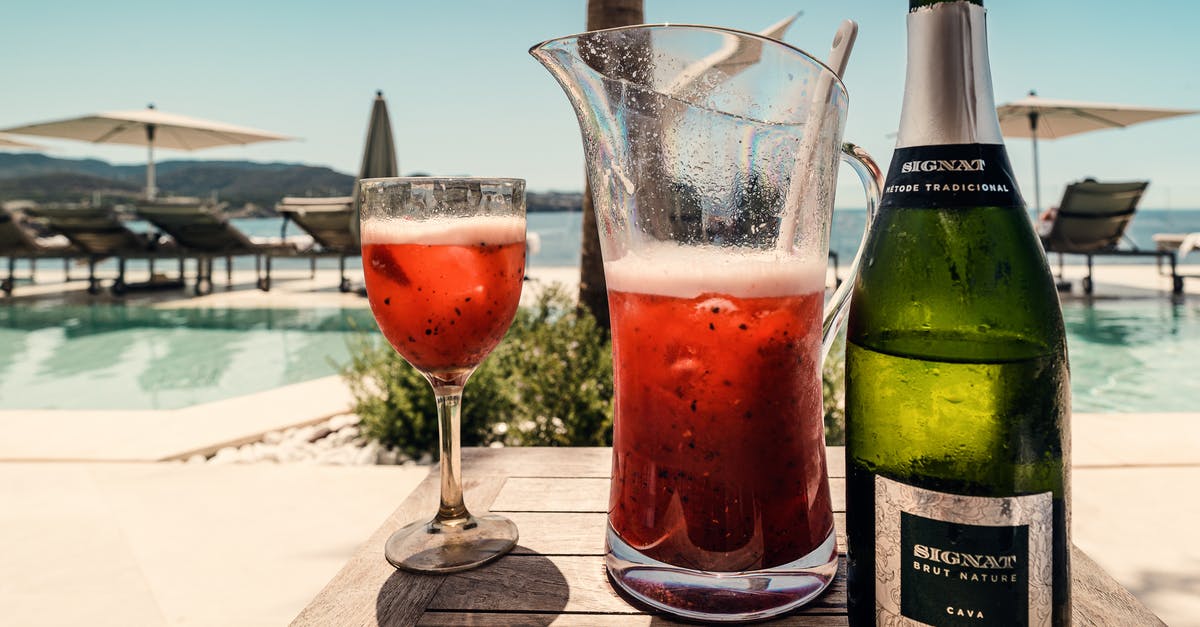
[605,522,838,623]
[384,513,519,574]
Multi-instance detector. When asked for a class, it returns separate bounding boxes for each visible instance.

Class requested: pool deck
[0,263,1198,625]
[0,375,353,462]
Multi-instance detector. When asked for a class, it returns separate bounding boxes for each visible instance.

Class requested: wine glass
[358,177,525,573]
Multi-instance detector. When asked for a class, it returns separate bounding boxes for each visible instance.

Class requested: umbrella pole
[1029,111,1041,212]
[146,124,158,200]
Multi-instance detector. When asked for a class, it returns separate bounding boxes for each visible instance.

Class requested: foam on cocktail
[604,241,826,298]
[361,216,526,246]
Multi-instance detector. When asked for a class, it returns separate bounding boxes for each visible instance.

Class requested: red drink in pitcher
[361,216,526,374]
[606,245,835,573]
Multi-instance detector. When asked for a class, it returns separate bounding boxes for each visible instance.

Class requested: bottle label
[880,143,1024,209]
[874,476,1053,626]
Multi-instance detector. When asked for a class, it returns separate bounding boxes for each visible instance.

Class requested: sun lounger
[1153,233,1199,291]
[1039,180,1182,295]
[0,203,80,295]
[1154,232,1200,259]
[275,196,358,292]
[25,203,184,296]
[135,198,299,294]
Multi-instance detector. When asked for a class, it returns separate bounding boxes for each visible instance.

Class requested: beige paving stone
[0,464,166,626]
[1073,412,1200,467]
[1073,466,1200,627]
[0,462,429,627]
[0,376,353,462]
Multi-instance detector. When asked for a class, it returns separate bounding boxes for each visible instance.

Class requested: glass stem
[431,382,471,523]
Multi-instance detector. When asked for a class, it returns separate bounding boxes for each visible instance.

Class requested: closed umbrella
[996,91,1198,210]
[349,91,399,246]
[0,105,291,199]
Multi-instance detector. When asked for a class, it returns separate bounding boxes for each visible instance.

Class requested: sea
[514,208,1200,268]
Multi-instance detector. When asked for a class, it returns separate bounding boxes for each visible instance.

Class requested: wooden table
[294,447,1165,626]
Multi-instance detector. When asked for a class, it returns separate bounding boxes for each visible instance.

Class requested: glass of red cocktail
[359,177,525,573]
[533,25,883,621]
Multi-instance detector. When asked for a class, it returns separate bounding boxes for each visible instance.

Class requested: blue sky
[2,0,1198,208]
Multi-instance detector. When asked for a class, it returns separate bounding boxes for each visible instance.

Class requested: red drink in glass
[605,246,834,573]
[360,178,526,575]
[361,216,526,374]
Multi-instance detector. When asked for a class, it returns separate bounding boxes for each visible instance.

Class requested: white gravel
[187,413,430,467]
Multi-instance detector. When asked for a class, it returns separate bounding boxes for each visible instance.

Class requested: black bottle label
[875,476,1053,626]
[880,143,1024,209]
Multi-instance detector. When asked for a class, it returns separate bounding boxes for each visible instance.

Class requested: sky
[2,0,1199,209]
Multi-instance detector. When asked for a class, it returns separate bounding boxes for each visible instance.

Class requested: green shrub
[343,284,613,456]
[343,282,847,454]
[822,329,847,446]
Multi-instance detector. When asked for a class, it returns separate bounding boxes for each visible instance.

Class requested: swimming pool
[0,300,1194,412]
[0,307,378,410]
[1064,298,1200,413]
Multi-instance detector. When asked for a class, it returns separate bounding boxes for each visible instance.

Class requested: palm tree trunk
[579,0,644,331]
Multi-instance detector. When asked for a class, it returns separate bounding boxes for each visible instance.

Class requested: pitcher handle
[821,142,883,361]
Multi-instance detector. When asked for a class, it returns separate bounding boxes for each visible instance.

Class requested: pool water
[1064,299,1200,413]
[0,300,1195,412]
[0,307,378,410]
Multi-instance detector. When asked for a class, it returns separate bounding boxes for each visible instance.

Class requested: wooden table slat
[505,512,608,556]
[490,477,609,512]
[493,476,844,514]
[825,447,846,479]
[828,477,846,511]
[1071,550,1167,626]
[503,511,851,559]
[459,447,614,478]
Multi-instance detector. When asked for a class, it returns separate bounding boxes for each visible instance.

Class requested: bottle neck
[897,0,1003,147]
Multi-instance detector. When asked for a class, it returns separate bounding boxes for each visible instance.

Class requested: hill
[0,152,584,213]
[0,153,353,210]
[0,171,140,201]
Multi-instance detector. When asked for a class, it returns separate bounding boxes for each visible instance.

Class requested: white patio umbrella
[0,134,44,150]
[996,91,1198,210]
[0,105,291,199]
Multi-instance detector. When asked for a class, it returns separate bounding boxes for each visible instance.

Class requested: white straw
[777,19,859,253]
[827,20,858,79]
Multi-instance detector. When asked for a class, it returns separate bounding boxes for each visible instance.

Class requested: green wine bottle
[845,1,1072,626]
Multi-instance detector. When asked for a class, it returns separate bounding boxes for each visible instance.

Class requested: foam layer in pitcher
[604,241,825,298]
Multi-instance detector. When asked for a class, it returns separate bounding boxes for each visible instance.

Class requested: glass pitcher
[532,24,881,622]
